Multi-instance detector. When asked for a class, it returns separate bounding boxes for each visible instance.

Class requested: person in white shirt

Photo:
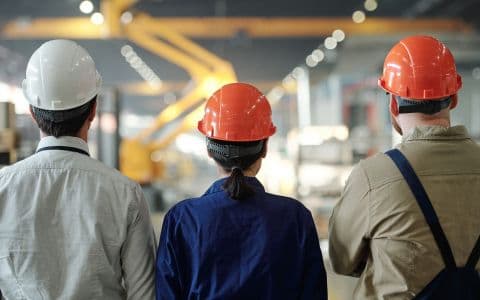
[0,39,156,299]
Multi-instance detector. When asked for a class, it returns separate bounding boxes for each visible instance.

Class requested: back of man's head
[379,35,462,116]
[22,39,102,137]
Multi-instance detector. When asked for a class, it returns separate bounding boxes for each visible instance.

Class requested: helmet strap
[31,98,95,122]
[396,96,452,115]
[207,139,264,159]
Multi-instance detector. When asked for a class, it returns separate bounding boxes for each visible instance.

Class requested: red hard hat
[378,35,462,100]
[198,82,276,141]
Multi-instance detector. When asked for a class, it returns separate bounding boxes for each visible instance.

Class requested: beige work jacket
[329,126,480,299]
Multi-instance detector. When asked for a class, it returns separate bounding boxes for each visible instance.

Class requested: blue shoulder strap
[466,235,480,268]
[385,149,457,269]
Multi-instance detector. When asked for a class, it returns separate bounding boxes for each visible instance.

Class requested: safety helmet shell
[378,35,462,100]
[198,82,276,142]
[22,39,102,110]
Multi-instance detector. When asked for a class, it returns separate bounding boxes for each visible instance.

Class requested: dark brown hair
[207,138,266,200]
[31,97,96,137]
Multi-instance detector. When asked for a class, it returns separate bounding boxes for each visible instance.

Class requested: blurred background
[1,0,480,298]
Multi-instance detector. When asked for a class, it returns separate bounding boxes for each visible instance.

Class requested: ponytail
[207,138,266,201]
[222,167,254,200]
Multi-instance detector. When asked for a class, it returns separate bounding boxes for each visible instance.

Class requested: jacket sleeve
[121,185,157,300]
[328,163,371,276]
[155,209,183,300]
[300,210,328,300]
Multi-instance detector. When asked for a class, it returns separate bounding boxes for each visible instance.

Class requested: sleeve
[300,210,328,300]
[328,163,371,276]
[121,185,157,300]
[155,208,183,300]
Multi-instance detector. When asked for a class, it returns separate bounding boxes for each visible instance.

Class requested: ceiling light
[312,49,325,62]
[332,29,345,42]
[120,45,133,56]
[122,45,163,86]
[306,55,318,68]
[79,1,94,14]
[138,65,149,73]
[90,12,104,25]
[121,11,133,24]
[364,0,378,12]
[324,37,338,50]
[352,10,366,23]
[292,67,305,79]
[131,60,144,69]
[127,55,140,65]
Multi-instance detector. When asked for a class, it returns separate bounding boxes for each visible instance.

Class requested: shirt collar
[402,125,470,142]
[36,136,90,155]
[203,176,265,196]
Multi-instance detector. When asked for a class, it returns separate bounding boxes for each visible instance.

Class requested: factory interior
[1,0,480,298]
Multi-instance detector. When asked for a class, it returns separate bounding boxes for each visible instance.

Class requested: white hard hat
[22,39,102,111]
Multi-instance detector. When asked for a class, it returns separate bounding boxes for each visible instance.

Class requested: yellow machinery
[119,14,237,183]
[4,0,238,183]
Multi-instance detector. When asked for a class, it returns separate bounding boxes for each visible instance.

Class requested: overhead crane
[2,0,238,183]
[0,0,473,183]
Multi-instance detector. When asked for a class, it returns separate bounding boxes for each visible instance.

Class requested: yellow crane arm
[125,22,212,80]
[133,86,204,141]
[135,14,231,69]
[0,0,238,183]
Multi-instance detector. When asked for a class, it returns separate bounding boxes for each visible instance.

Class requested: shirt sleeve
[155,208,183,300]
[121,185,157,300]
[300,210,328,300]
[328,163,371,276]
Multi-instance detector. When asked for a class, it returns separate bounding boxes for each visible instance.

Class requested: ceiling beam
[119,79,279,96]
[144,17,473,38]
[1,17,473,39]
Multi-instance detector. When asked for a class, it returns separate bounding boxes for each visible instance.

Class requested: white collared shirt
[0,136,156,299]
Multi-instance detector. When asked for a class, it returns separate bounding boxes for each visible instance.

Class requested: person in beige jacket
[329,35,480,299]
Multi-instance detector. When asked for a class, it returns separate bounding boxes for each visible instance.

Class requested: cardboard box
[0,129,16,150]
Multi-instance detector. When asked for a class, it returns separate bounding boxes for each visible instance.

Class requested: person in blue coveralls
[155,82,327,300]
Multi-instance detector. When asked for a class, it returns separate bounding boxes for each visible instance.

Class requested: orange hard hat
[378,35,462,100]
[198,82,276,141]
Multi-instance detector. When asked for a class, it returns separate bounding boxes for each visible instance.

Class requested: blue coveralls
[155,176,327,299]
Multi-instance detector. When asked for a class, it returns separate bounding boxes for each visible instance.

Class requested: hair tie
[232,167,242,172]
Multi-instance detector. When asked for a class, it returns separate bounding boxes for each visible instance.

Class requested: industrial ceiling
[0,0,479,115]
